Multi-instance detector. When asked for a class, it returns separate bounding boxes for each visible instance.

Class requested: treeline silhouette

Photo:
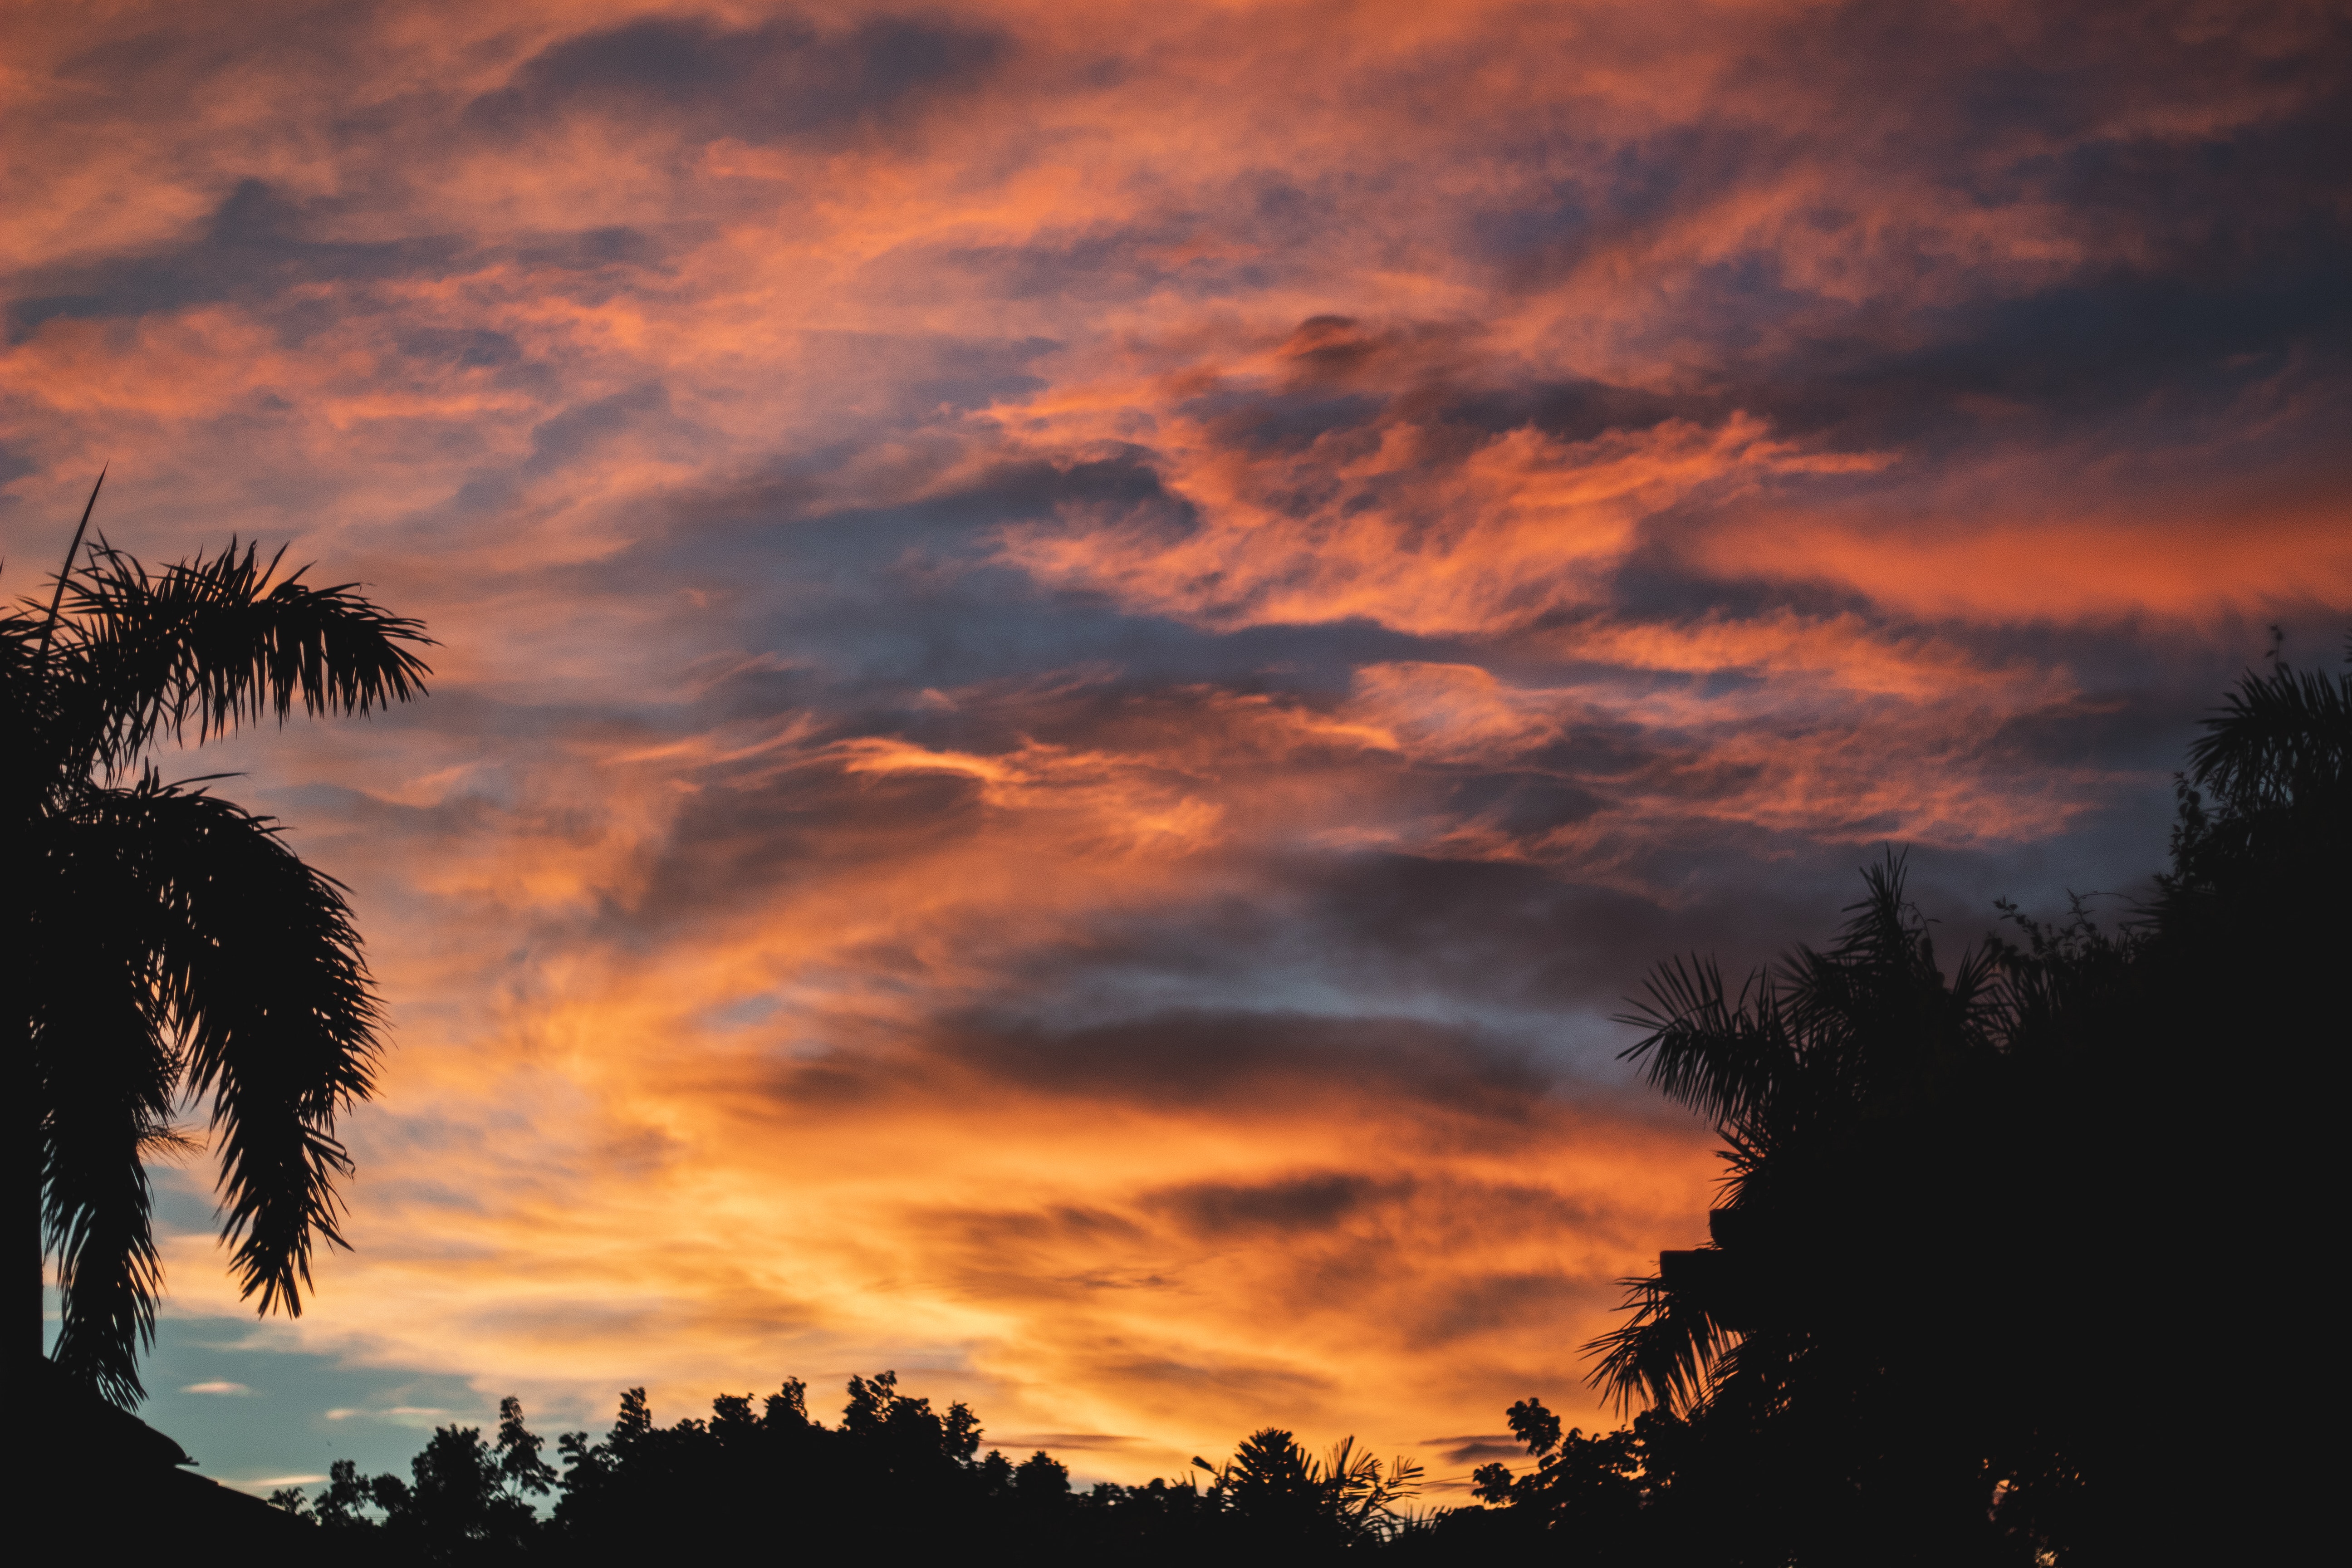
[270,641,2347,1563]
[274,1372,1441,1562]
[270,1369,1962,1562]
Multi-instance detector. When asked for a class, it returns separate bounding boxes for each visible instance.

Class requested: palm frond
[2186,659,2352,814]
[3,604,67,761]
[1841,848,1929,968]
[81,775,383,1315]
[32,805,181,1405]
[43,1035,172,1406]
[1583,1272,1732,1416]
[1698,1327,1801,1424]
[1615,955,1791,1125]
[1943,939,2011,1042]
[1781,850,1932,1049]
[50,536,432,775]
[32,466,107,664]
[1321,1436,1423,1536]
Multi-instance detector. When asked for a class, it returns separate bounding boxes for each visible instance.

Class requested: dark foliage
[275,1374,1424,1563]
[12,485,432,1401]
[1578,636,2350,1563]
[255,642,2341,1564]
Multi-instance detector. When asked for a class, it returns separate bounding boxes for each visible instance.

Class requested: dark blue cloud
[524,382,672,474]
[5,181,461,340]
[1148,1173,1406,1238]
[937,1009,1556,1118]
[466,11,1007,146]
[3,178,671,342]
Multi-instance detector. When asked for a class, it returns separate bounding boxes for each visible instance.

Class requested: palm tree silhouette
[1197,1427,1425,1546]
[1578,639,2350,1554]
[8,477,431,1403]
[2166,631,2351,900]
[1584,848,2004,1417]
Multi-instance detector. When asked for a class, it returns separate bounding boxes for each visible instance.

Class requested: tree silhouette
[1577,635,2352,1562]
[280,1400,549,1559]
[2165,631,2350,911]
[8,481,431,1402]
[1195,1426,1425,1548]
[1585,848,2006,1419]
[278,1372,1437,1562]
[1468,1396,1641,1529]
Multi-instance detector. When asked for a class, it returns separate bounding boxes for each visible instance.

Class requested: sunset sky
[8,0,2348,1498]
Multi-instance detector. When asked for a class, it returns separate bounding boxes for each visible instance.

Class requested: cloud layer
[9,0,2347,1490]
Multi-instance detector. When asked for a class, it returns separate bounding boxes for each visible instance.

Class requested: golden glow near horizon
[8,0,2347,1490]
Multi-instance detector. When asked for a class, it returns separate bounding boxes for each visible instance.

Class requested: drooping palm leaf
[41,1026,174,1406]
[1585,1273,1732,1416]
[113,776,382,1315]
[32,797,183,1403]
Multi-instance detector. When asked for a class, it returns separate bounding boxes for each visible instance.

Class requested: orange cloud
[1002,396,1883,635]
[12,0,2347,1496]
[1695,485,2352,622]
